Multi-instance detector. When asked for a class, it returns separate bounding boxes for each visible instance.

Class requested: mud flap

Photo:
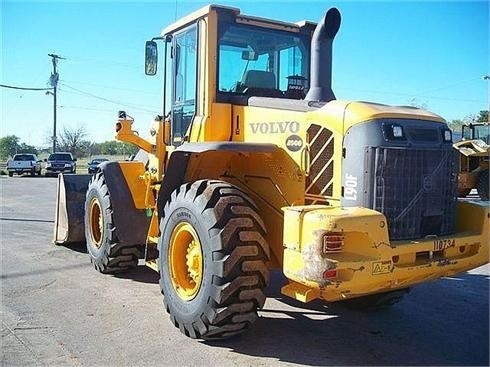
[53,173,92,244]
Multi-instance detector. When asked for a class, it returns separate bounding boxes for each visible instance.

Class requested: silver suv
[45,152,77,177]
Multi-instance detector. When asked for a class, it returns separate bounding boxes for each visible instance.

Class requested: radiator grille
[367,147,457,240]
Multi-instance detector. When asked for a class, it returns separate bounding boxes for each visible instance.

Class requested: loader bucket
[53,173,92,245]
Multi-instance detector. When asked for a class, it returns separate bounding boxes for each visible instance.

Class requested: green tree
[18,143,38,155]
[448,119,464,132]
[476,110,489,123]
[0,135,20,159]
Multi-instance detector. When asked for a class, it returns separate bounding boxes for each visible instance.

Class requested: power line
[59,83,159,114]
[59,79,158,96]
[0,84,53,91]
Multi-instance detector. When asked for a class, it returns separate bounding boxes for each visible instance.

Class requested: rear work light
[322,232,344,253]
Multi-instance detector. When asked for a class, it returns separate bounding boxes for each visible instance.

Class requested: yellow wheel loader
[54,5,489,339]
[453,122,490,199]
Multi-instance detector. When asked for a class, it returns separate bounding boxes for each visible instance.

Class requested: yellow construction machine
[54,5,489,339]
[453,122,490,199]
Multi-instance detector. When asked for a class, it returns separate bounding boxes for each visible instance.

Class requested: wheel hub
[168,222,203,301]
[88,198,103,248]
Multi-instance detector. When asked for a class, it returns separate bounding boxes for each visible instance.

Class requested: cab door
[170,25,198,146]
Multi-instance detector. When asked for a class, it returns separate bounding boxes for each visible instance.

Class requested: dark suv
[45,152,77,176]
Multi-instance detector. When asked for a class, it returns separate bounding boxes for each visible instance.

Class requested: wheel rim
[168,222,203,301]
[88,197,103,249]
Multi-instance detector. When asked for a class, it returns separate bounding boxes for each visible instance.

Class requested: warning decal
[372,261,392,275]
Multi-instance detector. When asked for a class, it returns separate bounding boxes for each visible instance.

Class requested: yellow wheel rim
[88,197,103,249]
[168,222,203,301]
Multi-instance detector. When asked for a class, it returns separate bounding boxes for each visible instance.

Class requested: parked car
[6,153,42,177]
[87,158,109,174]
[45,152,77,177]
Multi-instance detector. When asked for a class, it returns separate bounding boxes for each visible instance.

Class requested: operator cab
[144,5,316,146]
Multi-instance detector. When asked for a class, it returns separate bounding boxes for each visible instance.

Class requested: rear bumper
[281,200,489,303]
[8,166,38,172]
[46,167,74,174]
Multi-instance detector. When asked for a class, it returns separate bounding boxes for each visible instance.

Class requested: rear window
[48,153,73,161]
[14,154,35,161]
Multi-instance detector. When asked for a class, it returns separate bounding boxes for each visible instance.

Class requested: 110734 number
[433,239,455,251]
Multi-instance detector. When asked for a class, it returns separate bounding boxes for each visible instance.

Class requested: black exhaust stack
[305,8,341,102]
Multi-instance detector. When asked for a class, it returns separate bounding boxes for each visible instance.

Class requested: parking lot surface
[1,176,489,366]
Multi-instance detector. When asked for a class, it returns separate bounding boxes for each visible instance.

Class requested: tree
[57,125,88,157]
[18,143,38,155]
[448,119,464,132]
[0,135,20,159]
[476,110,489,123]
[409,98,429,110]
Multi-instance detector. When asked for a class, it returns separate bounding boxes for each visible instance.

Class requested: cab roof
[161,4,315,36]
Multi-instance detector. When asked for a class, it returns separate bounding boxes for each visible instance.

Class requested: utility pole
[48,53,65,153]
[484,75,490,123]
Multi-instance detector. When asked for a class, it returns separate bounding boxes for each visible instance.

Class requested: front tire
[159,180,269,339]
[85,172,140,273]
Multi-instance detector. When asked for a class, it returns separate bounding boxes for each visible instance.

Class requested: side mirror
[145,41,158,75]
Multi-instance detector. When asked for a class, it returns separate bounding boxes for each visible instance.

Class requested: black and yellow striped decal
[305,124,335,204]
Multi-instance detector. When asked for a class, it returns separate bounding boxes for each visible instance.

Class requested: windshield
[217,22,310,99]
[91,158,108,164]
[14,154,35,161]
[49,153,73,161]
[463,124,490,144]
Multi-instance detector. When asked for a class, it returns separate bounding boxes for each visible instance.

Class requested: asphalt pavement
[1,175,488,366]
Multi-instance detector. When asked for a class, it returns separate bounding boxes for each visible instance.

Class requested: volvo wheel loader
[54,5,489,339]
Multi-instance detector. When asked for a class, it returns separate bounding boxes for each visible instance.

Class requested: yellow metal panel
[281,201,489,303]
[118,161,147,209]
[307,100,446,136]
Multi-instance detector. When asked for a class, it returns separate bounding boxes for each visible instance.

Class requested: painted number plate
[433,239,455,251]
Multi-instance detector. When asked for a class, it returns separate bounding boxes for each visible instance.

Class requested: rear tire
[159,180,269,339]
[85,172,141,273]
[8,172,13,177]
[476,170,489,200]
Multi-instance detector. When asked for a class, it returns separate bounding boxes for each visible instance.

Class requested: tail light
[322,231,344,253]
[323,268,338,279]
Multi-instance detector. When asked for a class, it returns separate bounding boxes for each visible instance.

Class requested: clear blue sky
[1,0,489,148]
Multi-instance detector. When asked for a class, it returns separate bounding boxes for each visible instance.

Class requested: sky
[1,0,489,148]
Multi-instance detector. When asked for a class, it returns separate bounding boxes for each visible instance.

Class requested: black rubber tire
[84,172,141,273]
[159,180,269,339]
[339,288,410,311]
[476,170,489,200]
[8,172,13,177]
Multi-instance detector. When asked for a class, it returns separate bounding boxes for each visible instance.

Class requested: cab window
[172,25,198,146]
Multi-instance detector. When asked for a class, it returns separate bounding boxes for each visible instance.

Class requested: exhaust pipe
[305,8,341,102]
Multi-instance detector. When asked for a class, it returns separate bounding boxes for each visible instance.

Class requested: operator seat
[242,70,276,89]
[237,70,283,97]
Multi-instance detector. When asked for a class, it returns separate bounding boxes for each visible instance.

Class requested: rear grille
[366,147,457,240]
[305,124,334,204]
